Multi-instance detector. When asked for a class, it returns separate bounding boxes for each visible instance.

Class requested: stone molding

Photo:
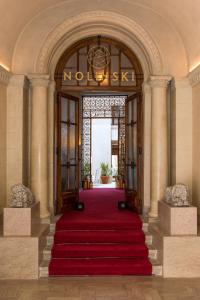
[188,64,200,87]
[0,65,10,85]
[171,77,191,90]
[36,11,162,75]
[8,74,29,90]
[48,80,56,90]
[148,75,172,88]
[29,74,50,87]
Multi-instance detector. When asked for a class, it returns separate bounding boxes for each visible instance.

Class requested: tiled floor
[0,276,200,300]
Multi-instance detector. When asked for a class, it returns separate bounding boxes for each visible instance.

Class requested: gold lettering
[121,72,128,81]
[63,71,72,81]
[87,72,93,81]
[75,72,84,81]
[113,72,119,81]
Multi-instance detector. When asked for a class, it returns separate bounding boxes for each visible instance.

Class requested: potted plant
[100,163,112,184]
[82,163,91,189]
[116,174,125,189]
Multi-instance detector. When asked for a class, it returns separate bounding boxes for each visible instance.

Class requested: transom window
[55,36,143,90]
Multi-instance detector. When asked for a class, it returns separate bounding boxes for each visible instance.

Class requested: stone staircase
[39,222,163,277]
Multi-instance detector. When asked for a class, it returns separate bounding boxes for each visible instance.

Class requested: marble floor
[0,276,200,300]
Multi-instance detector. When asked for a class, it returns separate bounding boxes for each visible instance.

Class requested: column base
[40,212,50,219]
[148,210,158,219]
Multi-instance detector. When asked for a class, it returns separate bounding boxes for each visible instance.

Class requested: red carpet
[49,189,152,276]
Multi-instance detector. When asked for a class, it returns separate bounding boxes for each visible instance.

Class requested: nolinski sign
[63,71,136,82]
[62,45,136,83]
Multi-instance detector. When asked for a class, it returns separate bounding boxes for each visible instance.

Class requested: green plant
[83,163,90,180]
[100,163,112,176]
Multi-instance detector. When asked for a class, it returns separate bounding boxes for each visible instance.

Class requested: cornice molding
[36,11,162,74]
[29,74,50,87]
[171,77,191,89]
[148,75,172,88]
[188,64,200,87]
[8,74,29,90]
[0,65,10,85]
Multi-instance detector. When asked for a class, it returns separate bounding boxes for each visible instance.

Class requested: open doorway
[81,95,126,189]
[54,36,144,215]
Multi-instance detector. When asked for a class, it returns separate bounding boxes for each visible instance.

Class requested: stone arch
[34,11,162,77]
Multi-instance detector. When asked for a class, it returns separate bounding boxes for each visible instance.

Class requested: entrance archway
[54,36,144,214]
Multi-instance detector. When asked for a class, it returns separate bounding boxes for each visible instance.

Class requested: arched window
[55,36,143,90]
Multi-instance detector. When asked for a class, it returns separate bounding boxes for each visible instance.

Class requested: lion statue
[9,184,35,208]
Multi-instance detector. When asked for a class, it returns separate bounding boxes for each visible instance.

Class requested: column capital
[0,65,10,85]
[8,74,29,90]
[148,75,172,88]
[29,74,50,87]
[171,77,191,89]
[188,64,200,87]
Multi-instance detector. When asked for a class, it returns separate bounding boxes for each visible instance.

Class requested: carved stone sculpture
[9,184,35,208]
[165,184,190,207]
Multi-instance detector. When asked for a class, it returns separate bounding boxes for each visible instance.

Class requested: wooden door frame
[125,92,143,213]
[56,92,80,214]
[55,89,144,214]
[54,36,144,214]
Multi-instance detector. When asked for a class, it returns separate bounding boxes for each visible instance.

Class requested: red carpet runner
[49,189,152,276]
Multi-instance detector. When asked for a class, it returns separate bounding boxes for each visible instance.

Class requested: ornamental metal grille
[82,95,126,181]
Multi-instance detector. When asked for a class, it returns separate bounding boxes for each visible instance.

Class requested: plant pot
[82,180,91,190]
[116,179,124,189]
[101,176,109,184]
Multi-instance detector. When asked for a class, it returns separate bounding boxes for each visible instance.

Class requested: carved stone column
[149,75,171,218]
[30,74,50,218]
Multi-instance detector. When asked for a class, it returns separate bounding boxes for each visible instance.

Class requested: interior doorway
[81,95,126,189]
[54,36,144,215]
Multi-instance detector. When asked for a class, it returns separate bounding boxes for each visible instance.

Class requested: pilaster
[29,74,50,218]
[148,75,171,218]
[6,74,30,203]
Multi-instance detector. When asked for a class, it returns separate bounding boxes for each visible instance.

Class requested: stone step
[50,222,149,234]
[152,264,163,276]
[39,258,162,278]
[39,261,49,278]
[46,233,153,247]
[43,245,157,261]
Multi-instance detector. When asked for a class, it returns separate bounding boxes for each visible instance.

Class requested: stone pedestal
[3,202,40,236]
[158,200,197,235]
[0,224,49,279]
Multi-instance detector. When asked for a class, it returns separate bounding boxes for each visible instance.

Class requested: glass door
[125,92,143,212]
[57,92,79,213]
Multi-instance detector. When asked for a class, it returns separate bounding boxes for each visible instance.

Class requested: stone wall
[0,66,9,213]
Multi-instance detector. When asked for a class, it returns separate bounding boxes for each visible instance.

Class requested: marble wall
[170,78,192,194]
[192,78,200,219]
[0,66,9,214]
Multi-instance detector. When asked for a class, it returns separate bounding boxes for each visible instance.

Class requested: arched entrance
[54,36,144,214]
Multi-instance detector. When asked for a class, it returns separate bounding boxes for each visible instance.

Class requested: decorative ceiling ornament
[87,36,110,82]
[87,45,110,70]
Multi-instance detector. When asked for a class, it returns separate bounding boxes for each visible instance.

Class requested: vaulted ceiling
[0,0,199,75]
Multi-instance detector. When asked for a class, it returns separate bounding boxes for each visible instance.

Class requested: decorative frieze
[0,65,10,84]
[189,64,200,87]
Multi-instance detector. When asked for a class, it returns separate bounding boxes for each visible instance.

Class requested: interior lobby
[0,0,200,299]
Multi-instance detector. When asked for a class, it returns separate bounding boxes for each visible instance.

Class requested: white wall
[91,119,112,182]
